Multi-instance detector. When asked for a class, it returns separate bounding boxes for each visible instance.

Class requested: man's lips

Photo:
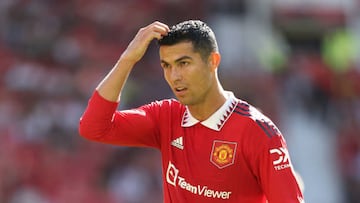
[175,87,187,92]
[174,87,188,96]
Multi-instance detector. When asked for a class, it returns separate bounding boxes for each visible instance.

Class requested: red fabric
[79,91,304,203]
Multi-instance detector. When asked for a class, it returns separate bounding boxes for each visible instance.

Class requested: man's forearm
[96,57,136,102]
[95,21,169,102]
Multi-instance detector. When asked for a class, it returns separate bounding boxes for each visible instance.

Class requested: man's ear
[209,52,221,71]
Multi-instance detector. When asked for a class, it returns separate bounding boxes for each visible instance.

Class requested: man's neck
[187,89,227,121]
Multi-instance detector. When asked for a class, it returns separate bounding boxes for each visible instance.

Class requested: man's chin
[174,93,195,106]
[176,97,190,105]
[179,99,198,107]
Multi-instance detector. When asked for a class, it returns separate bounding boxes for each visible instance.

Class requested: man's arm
[96,21,169,102]
[78,22,169,146]
[257,131,305,202]
[244,118,304,203]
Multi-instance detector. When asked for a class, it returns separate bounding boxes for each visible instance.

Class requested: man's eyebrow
[160,56,192,64]
[175,56,192,63]
[160,56,193,65]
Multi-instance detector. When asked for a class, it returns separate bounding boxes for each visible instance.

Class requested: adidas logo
[171,136,184,150]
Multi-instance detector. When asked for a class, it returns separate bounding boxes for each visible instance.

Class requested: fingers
[149,21,170,33]
[146,21,170,40]
[120,21,170,62]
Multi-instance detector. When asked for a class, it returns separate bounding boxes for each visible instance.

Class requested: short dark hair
[158,20,218,61]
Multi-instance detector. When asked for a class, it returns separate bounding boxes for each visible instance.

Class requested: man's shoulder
[149,98,183,108]
[142,98,185,113]
[232,98,282,139]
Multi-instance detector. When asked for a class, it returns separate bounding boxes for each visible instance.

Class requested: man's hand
[121,21,170,64]
[95,21,169,102]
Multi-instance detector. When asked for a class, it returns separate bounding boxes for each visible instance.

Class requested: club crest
[210,140,237,169]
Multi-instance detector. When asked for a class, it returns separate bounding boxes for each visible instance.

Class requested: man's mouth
[175,87,187,92]
[174,87,188,97]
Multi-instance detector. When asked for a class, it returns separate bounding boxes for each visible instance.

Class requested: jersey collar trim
[181,91,238,131]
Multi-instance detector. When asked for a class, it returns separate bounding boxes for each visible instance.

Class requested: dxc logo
[269,147,291,171]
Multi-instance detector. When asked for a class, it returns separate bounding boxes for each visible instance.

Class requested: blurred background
[0,0,359,202]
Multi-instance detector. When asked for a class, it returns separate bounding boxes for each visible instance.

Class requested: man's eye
[162,63,170,69]
[179,61,189,67]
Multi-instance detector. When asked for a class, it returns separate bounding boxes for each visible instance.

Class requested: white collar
[181,91,238,131]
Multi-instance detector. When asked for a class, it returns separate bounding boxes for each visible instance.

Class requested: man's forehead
[159,42,197,62]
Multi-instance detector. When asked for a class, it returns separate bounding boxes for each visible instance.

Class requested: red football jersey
[79,91,304,203]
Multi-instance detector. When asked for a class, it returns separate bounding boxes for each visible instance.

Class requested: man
[79,20,304,202]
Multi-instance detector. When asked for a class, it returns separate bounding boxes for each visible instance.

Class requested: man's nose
[170,67,182,81]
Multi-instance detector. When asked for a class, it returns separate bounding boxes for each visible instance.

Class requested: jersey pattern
[79,91,304,203]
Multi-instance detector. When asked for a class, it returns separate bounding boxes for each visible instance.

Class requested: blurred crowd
[0,0,359,203]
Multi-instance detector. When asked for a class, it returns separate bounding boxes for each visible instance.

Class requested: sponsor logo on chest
[166,161,232,200]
